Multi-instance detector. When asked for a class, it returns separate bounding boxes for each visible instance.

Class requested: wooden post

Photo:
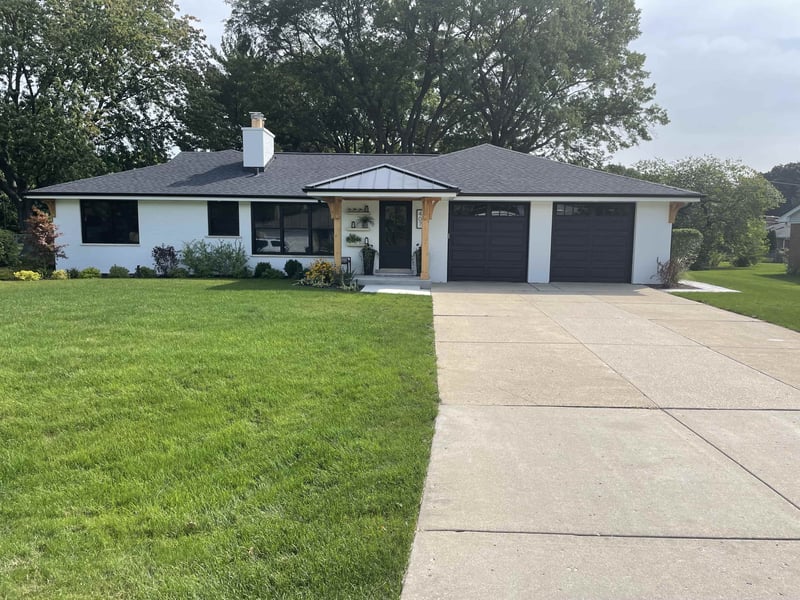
[324,197,343,269]
[420,197,440,280]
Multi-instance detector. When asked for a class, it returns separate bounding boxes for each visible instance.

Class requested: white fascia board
[779,204,800,222]
[308,191,458,199]
[455,195,701,203]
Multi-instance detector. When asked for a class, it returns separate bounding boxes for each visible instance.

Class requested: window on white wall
[251,203,333,255]
[207,201,239,236]
[80,200,139,244]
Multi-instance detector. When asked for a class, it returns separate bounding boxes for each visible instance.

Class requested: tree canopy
[762,162,800,216]
[184,0,667,163]
[0,0,207,226]
[620,157,783,267]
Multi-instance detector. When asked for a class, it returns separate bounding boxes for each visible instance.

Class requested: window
[80,200,139,244]
[555,203,635,217]
[252,203,333,255]
[208,201,239,236]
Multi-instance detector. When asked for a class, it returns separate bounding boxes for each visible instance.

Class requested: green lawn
[675,262,800,331]
[0,279,439,598]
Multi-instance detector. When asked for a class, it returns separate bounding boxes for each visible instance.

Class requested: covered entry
[447,202,529,281]
[550,202,635,283]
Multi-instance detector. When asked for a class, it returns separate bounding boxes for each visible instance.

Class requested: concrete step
[356,274,431,289]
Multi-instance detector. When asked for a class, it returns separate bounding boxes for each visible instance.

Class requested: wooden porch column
[420,197,440,280]
[324,197,343,269]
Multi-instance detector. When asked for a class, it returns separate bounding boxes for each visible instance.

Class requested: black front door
[379,201,412,269]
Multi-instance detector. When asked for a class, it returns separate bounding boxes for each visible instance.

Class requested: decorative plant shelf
[345,207,371,214]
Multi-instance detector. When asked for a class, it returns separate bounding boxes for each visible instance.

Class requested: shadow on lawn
[205,279,300,292]
[755,273,800,284]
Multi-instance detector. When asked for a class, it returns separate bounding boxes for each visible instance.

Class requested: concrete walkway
[402,283,800,599]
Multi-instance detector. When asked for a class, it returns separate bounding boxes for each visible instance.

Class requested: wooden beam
[668,201,686,224]
[323,197,343,269]
[420,197,440,280]
[42,199,56,218]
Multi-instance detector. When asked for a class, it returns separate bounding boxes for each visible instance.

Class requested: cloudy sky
[176,0,800,172]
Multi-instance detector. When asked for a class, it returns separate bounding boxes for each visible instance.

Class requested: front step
[356,274,431,289]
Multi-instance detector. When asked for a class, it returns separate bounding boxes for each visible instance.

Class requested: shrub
[14,270,41,281]
[284,259,304,280]
[0,229,22,267]
[23,207,67,273]
[152,244,180,276]
[51,269,68,280]
[298,259,337,287]
[0,267,15,280]
[108,265,130,278]
[671,228,703,268]
[657,259,683,288]
[67,268,81,280]
[134,265,156,278]
[79,267,101,279]
[254,262,285,279]
[181,239,248,277]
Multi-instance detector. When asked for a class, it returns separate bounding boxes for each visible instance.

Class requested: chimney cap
[249,111,264,120]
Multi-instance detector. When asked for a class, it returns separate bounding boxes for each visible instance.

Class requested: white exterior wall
[56,198,337,273]
[55,195,678,283]
[631,202,672,284]
[428,199,449,282]
[528,202,553,283]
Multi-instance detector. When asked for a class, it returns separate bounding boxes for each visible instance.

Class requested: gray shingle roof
[404,145,701,197]
[28,144,701,199]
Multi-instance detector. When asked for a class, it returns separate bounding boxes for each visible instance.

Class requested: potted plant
[361,241,377,275]
[346,233,362,245]
[358,214,375,228]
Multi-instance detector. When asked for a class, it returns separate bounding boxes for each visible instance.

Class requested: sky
[175,0,800,172]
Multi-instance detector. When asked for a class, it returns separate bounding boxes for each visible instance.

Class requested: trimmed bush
[0,229,22,267]
[108,265,130,278]
[135,265,157,278]
[181,240,248,277]
[51,269,68,280]
[254,262,285,279]
[67,268,81,280]
[284,259,304,280]
[79,267,101,279]
[14,270,41,281]
[671,228,703,268]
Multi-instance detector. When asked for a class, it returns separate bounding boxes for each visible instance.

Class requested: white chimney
[242,111,275,171]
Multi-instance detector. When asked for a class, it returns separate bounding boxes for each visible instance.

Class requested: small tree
[24,207,66,274]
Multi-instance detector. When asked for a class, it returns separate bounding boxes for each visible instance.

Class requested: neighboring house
[766,215,791,252]
[27,113,702,284]
[780,204,800,267]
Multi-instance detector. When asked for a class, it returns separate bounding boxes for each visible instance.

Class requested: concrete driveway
[402,283,800,599]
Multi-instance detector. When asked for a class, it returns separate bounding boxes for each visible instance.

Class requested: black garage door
[550,203,635,283]
[448,202,529,281]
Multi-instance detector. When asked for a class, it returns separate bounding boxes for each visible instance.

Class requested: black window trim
[251,201,334,256]
[80,199,140,245]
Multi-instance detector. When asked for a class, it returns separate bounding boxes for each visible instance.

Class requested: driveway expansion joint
[421,528,800,542]
[664,409,800,514]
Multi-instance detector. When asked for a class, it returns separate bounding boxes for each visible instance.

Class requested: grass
[675,262,800,331]
[0,279,439,598]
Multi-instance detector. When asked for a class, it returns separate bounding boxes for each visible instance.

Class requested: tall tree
[193,0,665,162]
[0,0,207,226]
[762,162,800,216]
[628,157,782,267]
